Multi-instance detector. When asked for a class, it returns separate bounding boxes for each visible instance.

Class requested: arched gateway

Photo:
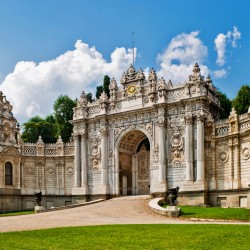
[115,129,151,196]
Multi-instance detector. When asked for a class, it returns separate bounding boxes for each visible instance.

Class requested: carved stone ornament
[153,144,159,163]
[46,166,55,176]
[66,166,74,175]
[24,165,35,175]
[242,147,250,160]
[90,142,101,170]
[219,151,229,163]
[170,128,184,158]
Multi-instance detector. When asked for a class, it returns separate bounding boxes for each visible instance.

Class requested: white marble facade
[1,63,250,212]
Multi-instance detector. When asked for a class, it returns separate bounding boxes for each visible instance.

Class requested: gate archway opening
[117,130,150,196]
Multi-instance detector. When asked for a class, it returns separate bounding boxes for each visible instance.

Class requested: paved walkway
[0,196,249,232]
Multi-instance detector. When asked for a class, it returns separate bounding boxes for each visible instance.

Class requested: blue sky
[0,0,249,123]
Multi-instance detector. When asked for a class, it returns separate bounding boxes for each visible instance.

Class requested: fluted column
[74,134,81,187]
[81,132,88,189]
[158,118,166,184]
[100,127,109,187]
[197,114,205,181]
[185,114,193,181]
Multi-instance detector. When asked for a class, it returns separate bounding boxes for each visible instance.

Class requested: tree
[53,95,76,142]
[103,75,110,98]
[86,93,93,103]
[95,85,104,99]
[21,115,57,143]
[232,85,250,115]
[218,91,232,119]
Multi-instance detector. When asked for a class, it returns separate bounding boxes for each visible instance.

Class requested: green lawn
[0,210,34,217]
[0,225,249,250]
[161,204,250,221]
[180,206,250,220]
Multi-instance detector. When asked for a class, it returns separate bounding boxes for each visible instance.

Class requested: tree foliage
[21,115,57,143]
[53,95,76,142]
[86,93,93,103]
[103,75,110,98]
[95,85,104,99]
[232,85,250,115]
[218,91,232,119]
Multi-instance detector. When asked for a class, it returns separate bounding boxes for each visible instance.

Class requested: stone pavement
[0,196,249,233]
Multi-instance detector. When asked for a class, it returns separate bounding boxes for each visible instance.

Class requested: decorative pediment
[120,64,145,86]
[0,146,20,157]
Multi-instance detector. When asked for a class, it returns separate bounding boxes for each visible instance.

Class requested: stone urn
[34,192,42,206]
[167,186,179,206]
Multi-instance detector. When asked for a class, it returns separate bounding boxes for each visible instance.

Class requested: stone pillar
[100,127,109,189]
[196,114,205,181]
[81,132,88,193]
[158,118,166,184]
[74,134,81,187]
[132,154,137,195]
[185,114,193,182]
[122,176,127,196]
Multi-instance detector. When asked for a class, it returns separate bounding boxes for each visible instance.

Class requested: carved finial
[148,68,157,82]
[206,75,212,84]
[193,63,200,75]
[57,135,63,143]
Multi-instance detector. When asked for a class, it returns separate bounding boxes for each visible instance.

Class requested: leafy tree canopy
[218,91,232,119]
[53,95,76,142]
[232,85,250,115]
[21,115,57,143]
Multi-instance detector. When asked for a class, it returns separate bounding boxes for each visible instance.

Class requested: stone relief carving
[170,127,184,159]
[90,141,101,171]
[46,166,55,176]
[66,166,74,175]
[242,147,250,160]
[24,164,35,175]
[219,151,229,163]
[153,144,159,163]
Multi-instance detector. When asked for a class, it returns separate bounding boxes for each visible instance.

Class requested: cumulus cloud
[213,69,227,78]
[214,26,241,66]
[157,31,209,83]
[0,40,134,123]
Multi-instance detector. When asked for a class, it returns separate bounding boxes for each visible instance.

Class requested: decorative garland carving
[242,147,250,160]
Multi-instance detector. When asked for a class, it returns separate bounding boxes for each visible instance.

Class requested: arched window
[5,162,13,185]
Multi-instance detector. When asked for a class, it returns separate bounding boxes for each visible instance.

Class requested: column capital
[196,112,205,123]
[157,118,165,128]
[99,126,108,138]
[80,130,88,139]
[184,114,193,125]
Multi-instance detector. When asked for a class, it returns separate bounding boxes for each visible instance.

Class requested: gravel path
[0,196,249,232]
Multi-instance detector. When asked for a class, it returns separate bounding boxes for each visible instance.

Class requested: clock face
[127,84,137,95]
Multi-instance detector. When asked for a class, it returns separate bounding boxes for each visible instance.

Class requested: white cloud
[213,69,227,78]
[214,26,241,66]
[157,31,209,83]
[0,40,134,123]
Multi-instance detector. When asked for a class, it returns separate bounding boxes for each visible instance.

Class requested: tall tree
[103,75,110,98]
[232,85,250,115]
[218,91,232,119]
[53,95,76,142]
[95,85,104,99]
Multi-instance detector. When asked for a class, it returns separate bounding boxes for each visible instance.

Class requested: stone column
[74,134,81,187]
[100,127,109,188]
[132,154,137,195]
[158,118,166,184]
[197,114,205,181]
[185,114,193,182]
[81,132,88,192]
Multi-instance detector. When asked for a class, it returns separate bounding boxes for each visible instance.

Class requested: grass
[161,204,250,221]
[0,225,249,250]
[0,210,34,217]
[180,206,250,220]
